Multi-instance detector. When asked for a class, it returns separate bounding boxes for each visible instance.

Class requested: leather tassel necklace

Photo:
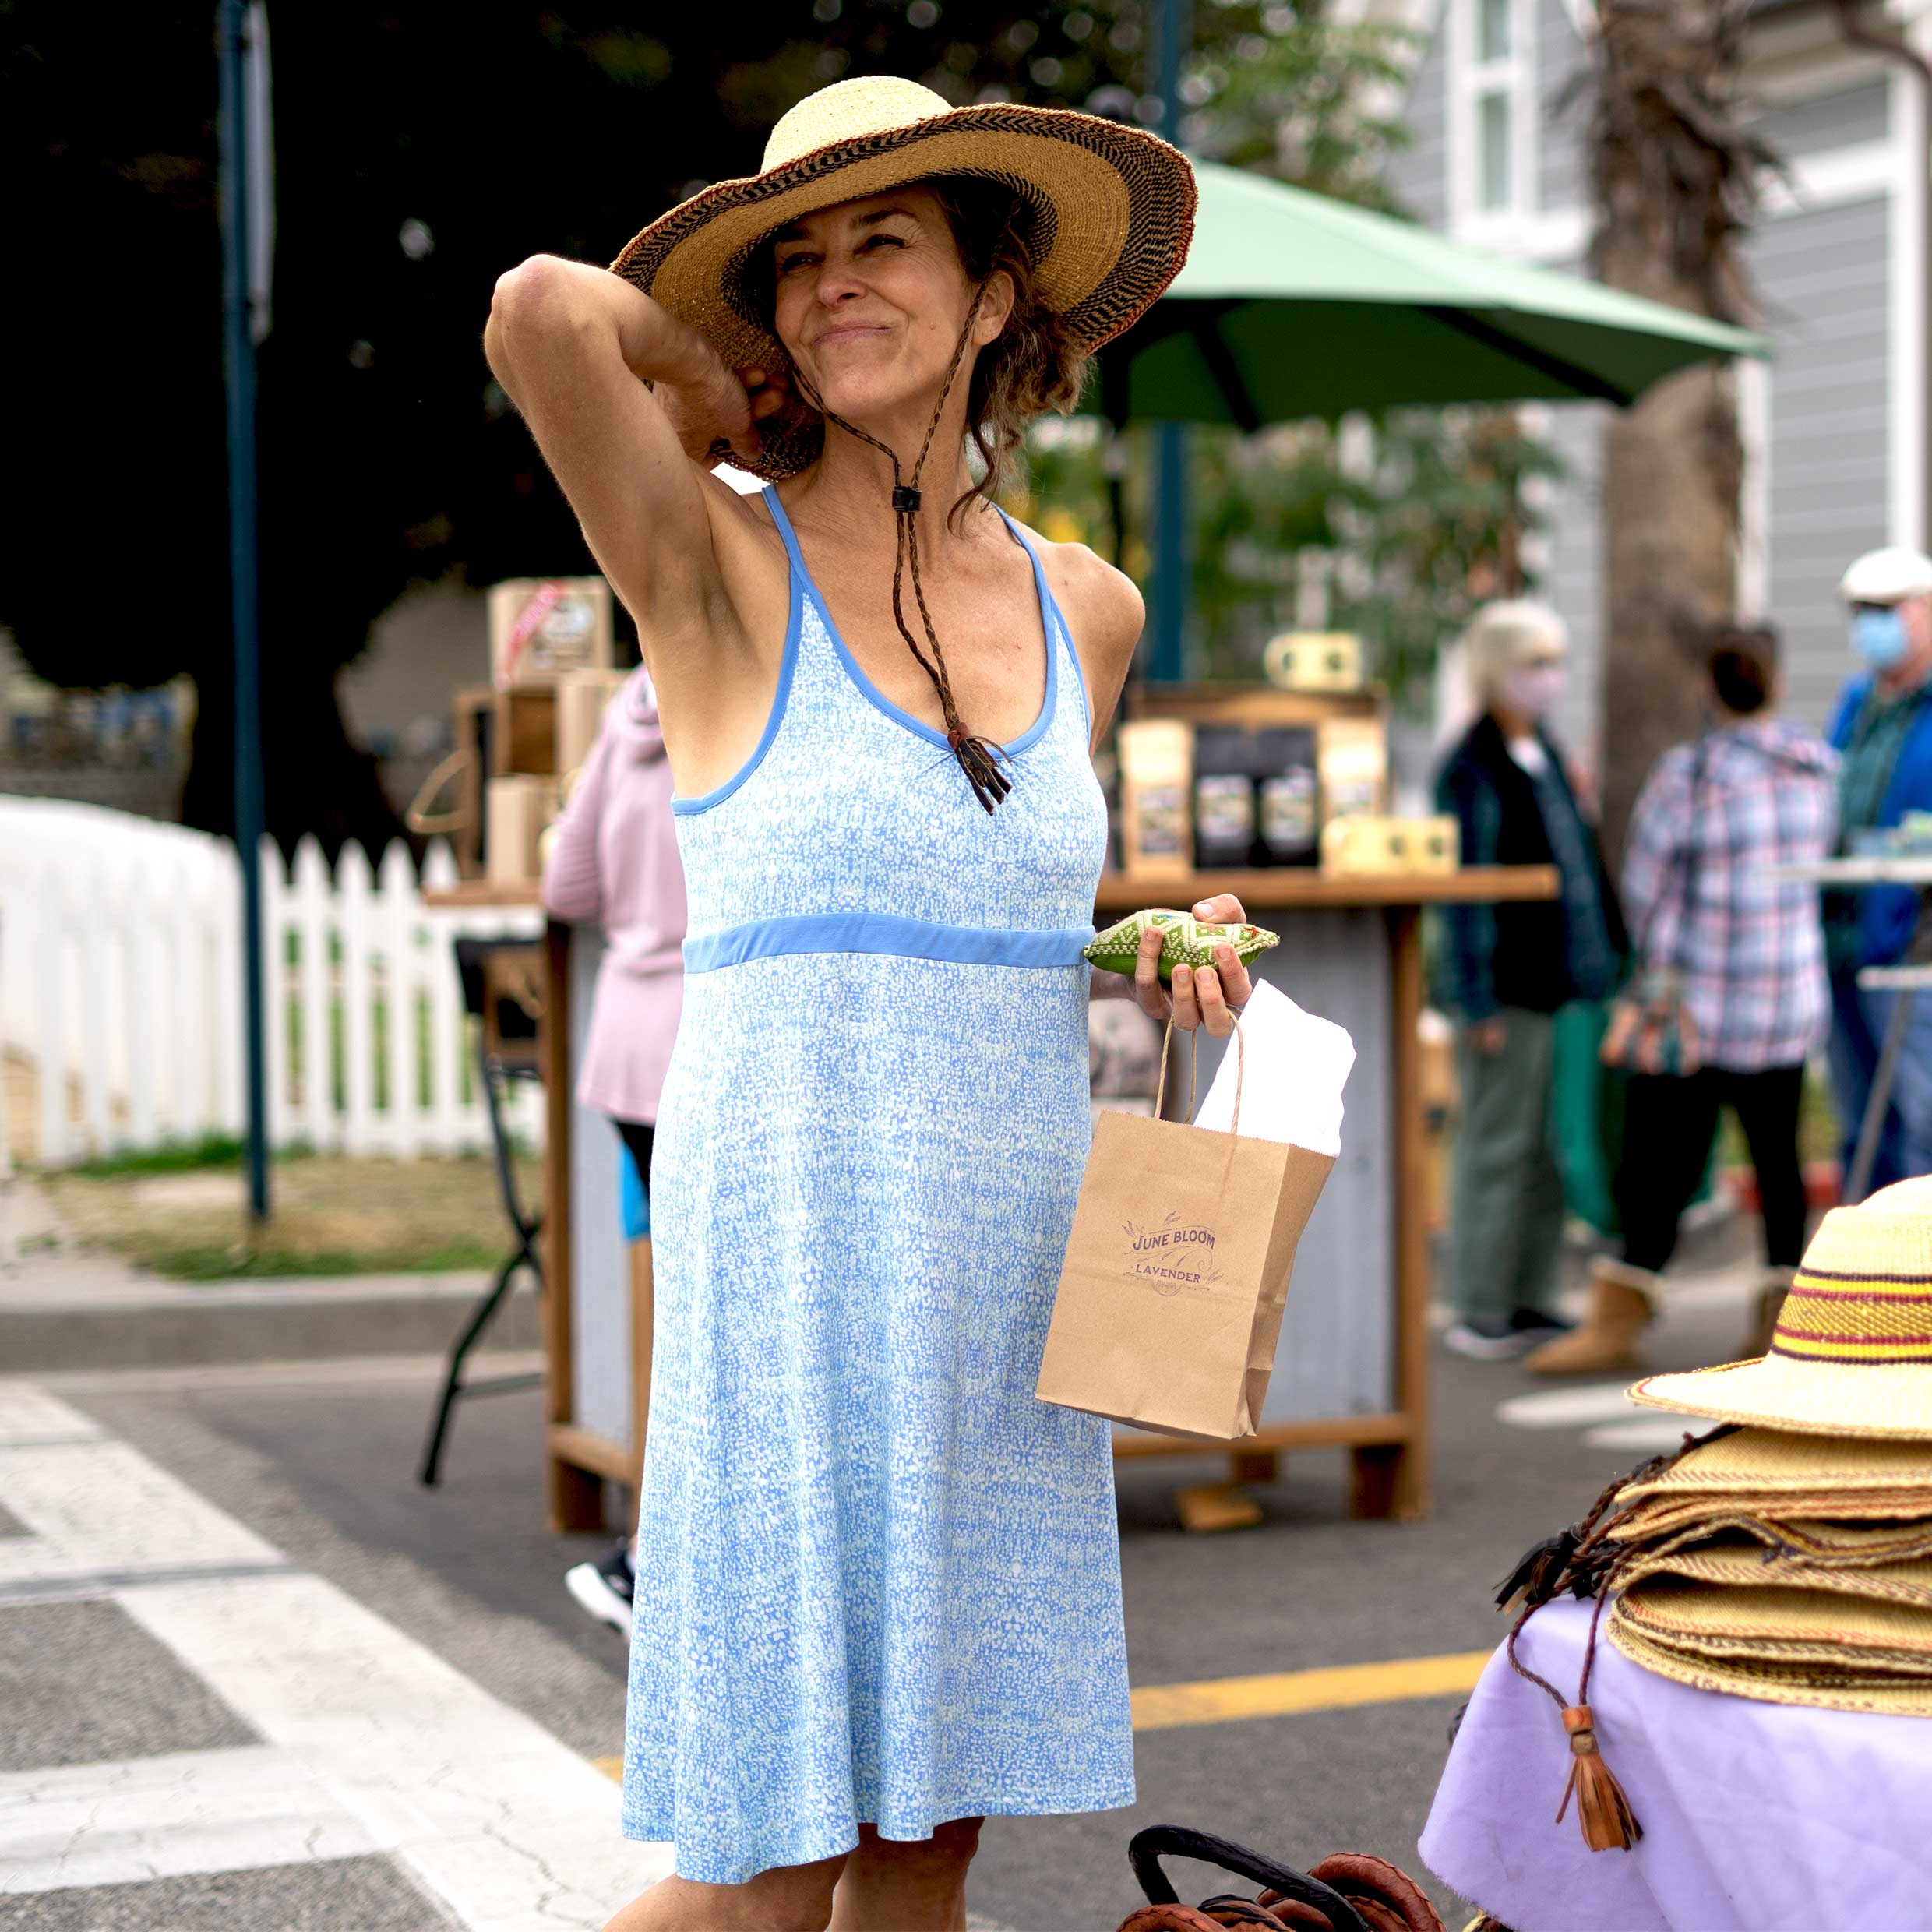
[787,285,1014,814]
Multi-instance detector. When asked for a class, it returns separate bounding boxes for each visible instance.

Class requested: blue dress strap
[763,484,809,579]
[993,506,1091,737]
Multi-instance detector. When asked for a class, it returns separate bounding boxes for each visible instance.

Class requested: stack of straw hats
[1601,1175,1932,1714]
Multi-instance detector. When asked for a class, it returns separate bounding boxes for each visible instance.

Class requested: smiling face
[768,187,1012,423]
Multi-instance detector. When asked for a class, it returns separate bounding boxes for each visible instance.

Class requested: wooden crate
[442,684,564,876]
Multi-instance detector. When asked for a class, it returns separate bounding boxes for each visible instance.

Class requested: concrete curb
[0,1268,540,1373]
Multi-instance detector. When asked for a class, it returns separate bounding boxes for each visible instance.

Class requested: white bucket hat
[1839,547,1932,605]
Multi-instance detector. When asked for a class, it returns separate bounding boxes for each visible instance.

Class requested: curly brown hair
[925,176,1089,524]
[751,175,1091,527]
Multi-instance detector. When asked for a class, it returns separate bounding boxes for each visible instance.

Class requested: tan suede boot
[1523,1258,1659,1375]
[1736,1267,1794,1361]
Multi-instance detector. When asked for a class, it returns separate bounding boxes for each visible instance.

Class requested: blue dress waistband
[682,912,1096,975]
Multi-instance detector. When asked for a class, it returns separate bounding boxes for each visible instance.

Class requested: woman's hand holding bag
[1599,968,1702,1077]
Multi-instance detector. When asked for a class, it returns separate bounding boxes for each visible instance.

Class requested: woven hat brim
[1628,1356,1932,1440]
[1609,1505,1932,1560]
[610,103,1196,480]
[1619,1546,1932,1608]
[1618,1575,1932,1652]
[1609,1613,1932,1714]
[1618,1622,1932,1676]
[1611,1494,1932,1541]
[1616,1424,1932,1499]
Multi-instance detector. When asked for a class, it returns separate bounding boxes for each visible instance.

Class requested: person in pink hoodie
[541,663,686,1638]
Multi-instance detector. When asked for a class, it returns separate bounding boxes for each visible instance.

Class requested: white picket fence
[1,799,543,1165]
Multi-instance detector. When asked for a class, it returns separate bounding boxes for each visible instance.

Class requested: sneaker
[1441,1319,1538,1362]
[1507,1307,1575,1336]
[565,1542,636,1640]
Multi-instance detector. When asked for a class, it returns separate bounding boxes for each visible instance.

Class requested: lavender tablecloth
[1419,1595,1932,1931]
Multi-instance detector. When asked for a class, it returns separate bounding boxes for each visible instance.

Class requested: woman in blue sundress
[487,75,1252,1932]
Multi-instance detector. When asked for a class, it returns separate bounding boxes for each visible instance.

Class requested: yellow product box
[1316,715,1387,821]
[1116,719,1194,880]
[1320,813,1460,876]
[1264,631,1363,693]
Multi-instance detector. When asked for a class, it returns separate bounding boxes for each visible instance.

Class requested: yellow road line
[585,1651,1492,1778]
[1130,1650,1492,1732]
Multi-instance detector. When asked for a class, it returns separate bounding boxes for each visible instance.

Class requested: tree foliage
[0,0,1230,843]
[3,1,1534,844]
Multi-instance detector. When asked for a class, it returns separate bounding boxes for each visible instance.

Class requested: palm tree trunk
[1591,0,1761,869]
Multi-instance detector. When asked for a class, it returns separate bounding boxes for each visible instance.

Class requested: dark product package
[1255,725,1320,867]
[1193,726,1258,869]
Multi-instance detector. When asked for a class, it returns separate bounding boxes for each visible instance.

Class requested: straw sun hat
[1609,1584,1932,1715]
[610,75,1197,478]
[1630,1176,1932,1439]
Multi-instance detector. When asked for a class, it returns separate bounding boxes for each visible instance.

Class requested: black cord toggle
[890,484,922,513]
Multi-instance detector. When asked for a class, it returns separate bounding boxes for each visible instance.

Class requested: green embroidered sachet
[1082,908,1279,982]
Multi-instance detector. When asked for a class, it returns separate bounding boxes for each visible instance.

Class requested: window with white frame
[1449,0,1538,227]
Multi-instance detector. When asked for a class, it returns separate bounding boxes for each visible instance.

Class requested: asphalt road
[2,1256,1758,1932]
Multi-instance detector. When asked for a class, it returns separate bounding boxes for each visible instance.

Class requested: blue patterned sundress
[619,484,1133,1883]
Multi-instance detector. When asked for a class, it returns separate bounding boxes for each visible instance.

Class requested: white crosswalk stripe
[0,1380,675,1927]
[0,1745,375,1895]
[1493,1380,1706,1449]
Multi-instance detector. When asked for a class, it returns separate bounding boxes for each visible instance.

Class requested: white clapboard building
[1353,0,1931,760]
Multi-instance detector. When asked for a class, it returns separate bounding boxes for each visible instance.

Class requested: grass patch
[65,1134,247,1179]
[129,1241,515,1282]
[41,1151,542,1281]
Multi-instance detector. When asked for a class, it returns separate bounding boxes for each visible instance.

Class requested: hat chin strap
[787,285,1014,816]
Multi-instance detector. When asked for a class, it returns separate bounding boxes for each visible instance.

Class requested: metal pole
[1148,0,1192,683]
[1847,988,1912,1204]
[218,0,270,1225]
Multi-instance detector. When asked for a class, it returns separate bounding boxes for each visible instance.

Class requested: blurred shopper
[1824,547,1932,1196]
[1527,627,1837,1374]
[541,665,686,1639]
[1434,601,1625,1360]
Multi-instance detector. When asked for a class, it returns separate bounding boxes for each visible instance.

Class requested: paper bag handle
[1154,1012,1246,1131]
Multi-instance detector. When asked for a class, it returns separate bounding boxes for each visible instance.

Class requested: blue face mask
[1853,606,1909,671]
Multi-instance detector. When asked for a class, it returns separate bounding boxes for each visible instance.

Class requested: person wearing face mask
[1524,626,1838,1373]
[1433,601,1627,1360]
[1823,546,1932,1195]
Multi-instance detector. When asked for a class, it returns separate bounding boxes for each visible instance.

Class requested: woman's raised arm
[483,257,760,645]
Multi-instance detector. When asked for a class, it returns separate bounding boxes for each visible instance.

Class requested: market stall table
[1099,865,1554,1521]
[1775,855,1932,1199]
[431,865,1557,1531]
[1419,1593,1932,1931]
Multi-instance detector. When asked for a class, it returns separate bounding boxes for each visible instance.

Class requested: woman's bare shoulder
[1008,520,1144,665]
[1001,516,1143,742]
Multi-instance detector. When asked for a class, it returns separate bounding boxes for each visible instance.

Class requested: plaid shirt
[1622,720,1839,1071]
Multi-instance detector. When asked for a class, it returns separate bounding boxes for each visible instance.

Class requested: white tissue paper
[1191,980,1354,1156]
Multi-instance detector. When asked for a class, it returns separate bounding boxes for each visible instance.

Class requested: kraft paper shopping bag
[1035,1021,1335,1440]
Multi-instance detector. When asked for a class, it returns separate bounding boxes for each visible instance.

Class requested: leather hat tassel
[1555,1704,1641,1852]
[1506,1572,1645,1853]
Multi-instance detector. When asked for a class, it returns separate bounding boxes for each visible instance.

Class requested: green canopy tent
[1101,159,1768,430]
[1094,161,1768,677]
